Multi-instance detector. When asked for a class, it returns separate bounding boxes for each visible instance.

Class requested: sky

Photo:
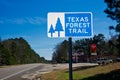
[0,0,117,60]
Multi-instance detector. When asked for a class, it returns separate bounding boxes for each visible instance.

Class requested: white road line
[0,64,41,80]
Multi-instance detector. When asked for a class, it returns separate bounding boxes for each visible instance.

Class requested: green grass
[40,62,120,80]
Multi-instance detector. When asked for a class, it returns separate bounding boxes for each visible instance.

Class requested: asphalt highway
[0,64,45,80]
[0,63,98,80]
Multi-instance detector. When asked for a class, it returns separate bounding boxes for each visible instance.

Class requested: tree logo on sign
[48,17,64,37]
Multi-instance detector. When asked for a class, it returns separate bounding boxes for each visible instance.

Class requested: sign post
[47,12,93,80]
[68,37,73,80]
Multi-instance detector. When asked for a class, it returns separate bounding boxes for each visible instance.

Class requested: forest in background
[52,0,120,63]
[52,33,120,63]
[0,37,46,65]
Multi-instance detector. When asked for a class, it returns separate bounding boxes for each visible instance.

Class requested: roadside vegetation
[41,62,120,80]
[52,0,120,63]
[0,37,46,65]
[52,33,119,63]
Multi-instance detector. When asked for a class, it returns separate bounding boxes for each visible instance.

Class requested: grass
[40,62,120,80]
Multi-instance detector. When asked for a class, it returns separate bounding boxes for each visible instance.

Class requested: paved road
[0,63,98,80]
[0,64,46,80]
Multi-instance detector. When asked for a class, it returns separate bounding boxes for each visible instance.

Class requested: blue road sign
[48,12,93,38]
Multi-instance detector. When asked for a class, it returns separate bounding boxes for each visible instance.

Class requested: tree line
[52,33,120,63]
[52,0,120,63]
[0,37,46,65]
[104,0,120,56]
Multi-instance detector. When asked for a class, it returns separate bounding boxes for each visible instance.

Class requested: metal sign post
[47,12,93,80]
[68,37,73,80]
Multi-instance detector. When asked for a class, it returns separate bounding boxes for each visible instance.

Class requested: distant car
[108,58,113,63]
[97,58,113,65]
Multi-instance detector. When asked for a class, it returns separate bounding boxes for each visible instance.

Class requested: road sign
[48,12,93,80]
[47,12,93,38]
[91,44,97,55]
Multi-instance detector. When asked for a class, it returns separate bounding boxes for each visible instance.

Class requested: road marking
[0,64,41,80]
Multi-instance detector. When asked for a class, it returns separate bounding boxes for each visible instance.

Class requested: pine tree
[55,17,64,37]
[104,0,120,56]
[49,24,55,37]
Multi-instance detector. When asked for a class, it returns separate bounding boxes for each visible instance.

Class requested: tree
[52,40,69,63]
[52,52,57,63]
[49,24,55,37]
[0,44,11,65]
[92,34,106,55]
[104,0,120,56]
[0,37,47,65]
[116,24,120,33]
[73,34,107,56]
[55,17,64,37]
[104,0,120,22]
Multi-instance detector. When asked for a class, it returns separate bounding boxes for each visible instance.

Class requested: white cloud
[0,17,46,25]
[26,17,46,25]
[1,18,25,24]
[14,18,27,24]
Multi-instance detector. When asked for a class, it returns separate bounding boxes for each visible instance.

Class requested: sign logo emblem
[47,12,93,38]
